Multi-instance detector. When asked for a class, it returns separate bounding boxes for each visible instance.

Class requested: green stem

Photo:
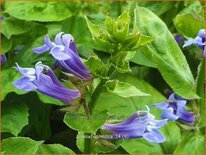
[84,133,91,153]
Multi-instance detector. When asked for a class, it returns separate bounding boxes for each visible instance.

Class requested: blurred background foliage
[1,1,205,154]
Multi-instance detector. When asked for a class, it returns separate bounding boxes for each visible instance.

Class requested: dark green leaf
[2,16,34,39]
[2,102,29,136]
[5,2,73,22]
[2,137,43,154]
[2,35,13,53]
[134,6,198,99]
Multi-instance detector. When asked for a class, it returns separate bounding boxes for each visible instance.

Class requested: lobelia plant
[13,61,80,104]
[2,2,205,154]
[102,106,167,143]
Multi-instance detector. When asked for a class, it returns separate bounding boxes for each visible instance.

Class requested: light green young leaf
[2,102,29,136]
[134,6,198,99]
[36,144,75,154]
[85,55,108,78]
[5,2,73,22]
[105,80,149,98]
[2,137,43,154]
[174,1,204,38]
[64,111,108,133]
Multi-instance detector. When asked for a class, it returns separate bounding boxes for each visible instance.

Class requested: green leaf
[121,138,163,154]
[137,1,176,16]
[174,1,204,38]
[37,144,75,154]
[37,92,64,106]
[76,132,120,153]
[94,74,166,116]
[64,111,108,133]
[2,102,29,136]
[105,80,149,98]
[134,6,198,99]
[174,132,204,154]
[2,16,34,39]
[2,35,13,54]
[2,137,43,154]
[160,122,181,153]
[85,55,108,78]
[2,68,26,100]
[195,59,205,127]
[5,2,73,22]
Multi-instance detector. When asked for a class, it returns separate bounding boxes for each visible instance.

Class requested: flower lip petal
[183,38,195,48]
[62,34,74,48]
[44,35,55,48]
[160,107,179,121]
[142,128,166,143]
[33,44,50,54]
[13,76,38,91]
[15,63,36,80]
[50,46,71,60]
[198,29,205,38]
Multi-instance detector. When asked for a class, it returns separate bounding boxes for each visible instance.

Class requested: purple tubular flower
[183,29,206,57]
[13,61,80,104]
[155,93,195,124]
[173,33,185,43]
[102,107,167,143]
[32,32,92,80]
[1,54,7,64]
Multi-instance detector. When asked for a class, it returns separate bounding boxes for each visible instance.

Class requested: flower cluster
[183,29,205,57]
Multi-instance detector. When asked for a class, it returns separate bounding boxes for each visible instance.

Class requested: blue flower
[155,93,195,124]
[173,33,185,43]
[33,32,92,80]
[102,107,167,143]
[183,29,205,57]
[1,54,7,64]
[13,61,80,104]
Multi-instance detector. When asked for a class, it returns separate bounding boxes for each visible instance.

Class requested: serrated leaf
[5,2,73,22]
[134,6,198,99]
[105,80,149,98]
[36,144,75,154]
[85,55,108,78]
[2,137,43,154]
[2,102,29,136]
[64,111,108,133]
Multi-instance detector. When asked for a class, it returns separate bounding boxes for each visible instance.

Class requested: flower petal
[149,119,168,128]
[35,74,80,103]
[15,63,36,80]
[44,35,55,48]
[55,32,64,45]
[142,128,166,143]
[33,44,50,54]
[183,38,195,48]
[160,107,179,121]
[155,102,168,110]
[62,34,73,48]
[176,101,195,124]
[13,77,38,91]
[50,46,71,60]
